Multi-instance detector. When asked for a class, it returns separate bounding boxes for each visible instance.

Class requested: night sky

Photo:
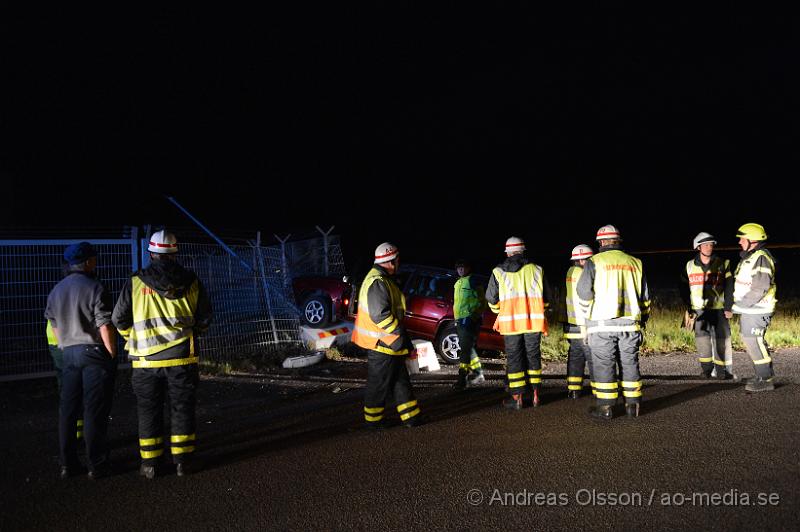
[2,8,798,273]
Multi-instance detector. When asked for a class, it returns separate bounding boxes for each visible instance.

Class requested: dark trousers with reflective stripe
[693,309,733,374]
[59,344,116,470]
[132,363,199,464]
[566,339,593,391]
[589,331,642,406]
[504,332,542,395]
[739,313,774,379]
[364,350,419,425]
[456,318,482,375]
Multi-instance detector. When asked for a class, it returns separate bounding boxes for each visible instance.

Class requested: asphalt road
[1,350,798,531]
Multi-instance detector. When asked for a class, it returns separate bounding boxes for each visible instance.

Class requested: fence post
[315,225,335,276]
[130,226,139,272]
[275,234,291,291]
[254,246,280,343]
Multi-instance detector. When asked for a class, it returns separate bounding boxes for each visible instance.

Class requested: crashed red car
[292,264,504,364]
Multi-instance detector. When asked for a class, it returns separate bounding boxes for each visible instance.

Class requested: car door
[403,269,456,340]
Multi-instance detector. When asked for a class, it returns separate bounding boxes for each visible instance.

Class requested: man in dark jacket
[113,230,212,478]
[45,242,118,480]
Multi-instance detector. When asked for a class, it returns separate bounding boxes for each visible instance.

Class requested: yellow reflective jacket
[351,266,409,355]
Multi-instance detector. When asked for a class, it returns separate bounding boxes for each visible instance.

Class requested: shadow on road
[641,382,733,415]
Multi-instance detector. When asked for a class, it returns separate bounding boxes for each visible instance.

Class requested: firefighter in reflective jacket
[563,244,594,399]
[680,232,734,379]
[112,230,212,478]
[352,242,422,428]
[485,237,553,410]
[733,223,777,393]
[577,225,650,420]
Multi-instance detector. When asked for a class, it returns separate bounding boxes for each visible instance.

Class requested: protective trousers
[456,318,483,377]
[739,314,774,379]
[693,310,733,375]
[59,344,116,470]
[132,363,199,465]
[363,350,420,426]
[566,338,593,393]
[589,331,643,406]
[504,332,542,396]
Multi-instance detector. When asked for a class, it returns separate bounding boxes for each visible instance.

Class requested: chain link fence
[0,233,347,381]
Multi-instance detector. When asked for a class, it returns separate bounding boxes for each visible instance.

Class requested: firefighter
[485,237,553,410]
[577,225,650,419]
[564,244,594,399]
[680,232,735,379]
[352,242,422,428]
[732,223,777,393]
[45,242,117,479]
[453,259,486,389]
[112,230,212,478]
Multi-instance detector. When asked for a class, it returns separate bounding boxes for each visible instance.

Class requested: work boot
[716,370,735,380]
[59,466,72,480]
[531,388,541,407]
[403,415,425,428]
[139,463,156,480]
[745,377,775,393]
[466,373,485,387]
[87,464,112,480]
[454,370,467,390]
[503,394,523,411]
[589,405,614,420]
[567,390,580,400]
[625,403,640,418]
[700,370,713,379]
[176,462,195,477]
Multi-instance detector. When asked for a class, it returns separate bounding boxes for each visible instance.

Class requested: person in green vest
[453,259,486,389]
[732,223,777,393]
[680,232,735,380]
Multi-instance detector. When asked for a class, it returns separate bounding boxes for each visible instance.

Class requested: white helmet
[570,244,593,260]
[148,230,178,254]
[505,236,526,253]
[596,224,622,241]
[374,242,399,264]
[693,232,716,249]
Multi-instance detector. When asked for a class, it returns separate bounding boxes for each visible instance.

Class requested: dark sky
[2,7,798,269]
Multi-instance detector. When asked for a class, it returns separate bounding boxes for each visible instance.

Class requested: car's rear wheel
[300,295,331,328]
[435,322,461,364]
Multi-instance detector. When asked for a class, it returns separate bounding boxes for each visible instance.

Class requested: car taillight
[343,298,349,306]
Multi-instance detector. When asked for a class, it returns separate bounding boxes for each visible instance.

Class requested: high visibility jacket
[352,267,409,355]
[46,320,58,346]
[578,249,650,333]
[489,263,548,335]
[685,256,732,311]
[733,248,777,315]
[453,274,485,320]
[118,276,201,367]
[565,265,585,326]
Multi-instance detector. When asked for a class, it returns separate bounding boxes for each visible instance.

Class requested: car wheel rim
[441,333,461,361]
[305,301,325,324]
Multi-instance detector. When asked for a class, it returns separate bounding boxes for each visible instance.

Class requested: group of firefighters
[352,222,778,427]
[44,222,777,477]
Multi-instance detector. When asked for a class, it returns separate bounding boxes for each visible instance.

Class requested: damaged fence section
[0,235,342,381]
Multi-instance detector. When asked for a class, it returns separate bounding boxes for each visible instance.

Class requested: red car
[292,264,504,364]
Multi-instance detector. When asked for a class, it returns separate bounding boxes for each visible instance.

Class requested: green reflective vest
[121,276,200,359]
[685,257,730,311]
[733,249,776,314]
[565,265,584,326]
[585,250,648,330]
[454,274,484,320]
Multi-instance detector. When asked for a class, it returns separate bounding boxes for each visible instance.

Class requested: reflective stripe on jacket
[120,276,200,364]
[351,267,408,355]
[490,263,548,335]
[46,320,58,346]
[685,256,731,311]
[579,249,650,333]
[733,248,777,314]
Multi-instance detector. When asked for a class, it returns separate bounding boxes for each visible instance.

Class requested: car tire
[300,295,331,328]
[435,322,461,365]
